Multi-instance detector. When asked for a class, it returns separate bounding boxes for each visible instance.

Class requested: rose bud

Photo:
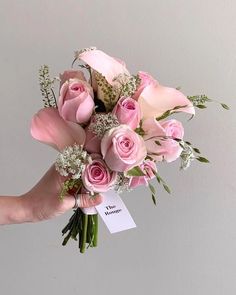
[58,72,95,124]
[112,96,141,130]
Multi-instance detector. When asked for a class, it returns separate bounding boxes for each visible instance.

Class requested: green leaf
[163,184,171,194]
[173,137,182,142]
[152,194,157,206]
[149,183,156,195]
[221,103,230,110]
[135,126,145,136]
[155,140,162,146]
[185,141,192,145]
[193,147,201,154]
[156,110,171,121]
[156,105,188,121]
[155,173,161,184]
[126,166,145,176]
[173,104,188,110]
[155,172,171,194]
[196,156,210,163]
[196,104,207,109]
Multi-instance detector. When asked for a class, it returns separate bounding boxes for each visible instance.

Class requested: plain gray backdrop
[0,1,236,294]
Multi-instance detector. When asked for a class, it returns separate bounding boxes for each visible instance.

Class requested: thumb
[61,193,103,211]
[79,193,103,208]
[60,194,76,211]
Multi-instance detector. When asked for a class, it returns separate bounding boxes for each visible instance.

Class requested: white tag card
[95,190,136,234]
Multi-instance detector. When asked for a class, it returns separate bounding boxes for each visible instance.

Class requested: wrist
[15,194,35,223]
[0,195,34,225]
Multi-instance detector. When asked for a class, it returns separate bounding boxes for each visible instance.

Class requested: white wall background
[0,1,235,294]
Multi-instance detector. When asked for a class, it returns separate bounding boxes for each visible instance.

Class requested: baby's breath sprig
[88,113,120,138]
[72,47,97,67]
[114,173,131,193]
[187,95,229,110]
[55,144,91,179]
[113,74,141,98]
[39,65,57,108]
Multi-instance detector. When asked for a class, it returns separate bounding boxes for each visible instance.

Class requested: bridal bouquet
[31,47,228,253]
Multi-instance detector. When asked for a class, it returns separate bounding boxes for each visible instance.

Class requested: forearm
[0,195,32,225]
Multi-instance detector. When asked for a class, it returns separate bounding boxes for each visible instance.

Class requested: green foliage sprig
[39,65,57,108]
[148,172,171,206]
[187,95,229,110]
[59,179,82,201]
[156,105,188,121]
[174,139,209,170]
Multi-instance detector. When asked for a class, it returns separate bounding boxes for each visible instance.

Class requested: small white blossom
[89,113,120,138]
[112,74,141,97]
[114,173,131,193]
[74,47,97,60]
[55,144,91,179]
[180,142,195,170]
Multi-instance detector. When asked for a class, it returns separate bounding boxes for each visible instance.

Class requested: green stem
[93,214,98,247]
[62,210,79,246]
[86,215,91,244]
[80,213,88,253]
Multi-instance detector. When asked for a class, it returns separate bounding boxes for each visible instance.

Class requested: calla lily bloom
[31,107,86,151]
[79,49,129,85]
[138,84,195,119]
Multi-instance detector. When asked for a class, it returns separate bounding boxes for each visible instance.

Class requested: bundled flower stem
[62,208,98,253]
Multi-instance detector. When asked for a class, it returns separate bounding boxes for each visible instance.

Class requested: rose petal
[31,108,86,151]
[84,128,101,154]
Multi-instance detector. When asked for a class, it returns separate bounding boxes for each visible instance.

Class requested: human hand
[20,165,103,223]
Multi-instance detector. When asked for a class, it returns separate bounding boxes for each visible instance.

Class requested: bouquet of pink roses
[31,47,228,253]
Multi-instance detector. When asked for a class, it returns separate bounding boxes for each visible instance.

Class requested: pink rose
[58,73,95,124]
[101,125,147,172]
[112,96,141,129]
[132,71,158,100]
[142,118,184,162]
[129,160,157,189]
[82,155,117,193]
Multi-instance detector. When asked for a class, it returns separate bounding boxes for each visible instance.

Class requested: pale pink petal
[84,129,101,154]
[138,84,195,119]
[142,117,166,137]
[31,108,86,151]
[79,49,129,84]
[129,176,148,189]
[100,128,113,158]
[75,94,94,123]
